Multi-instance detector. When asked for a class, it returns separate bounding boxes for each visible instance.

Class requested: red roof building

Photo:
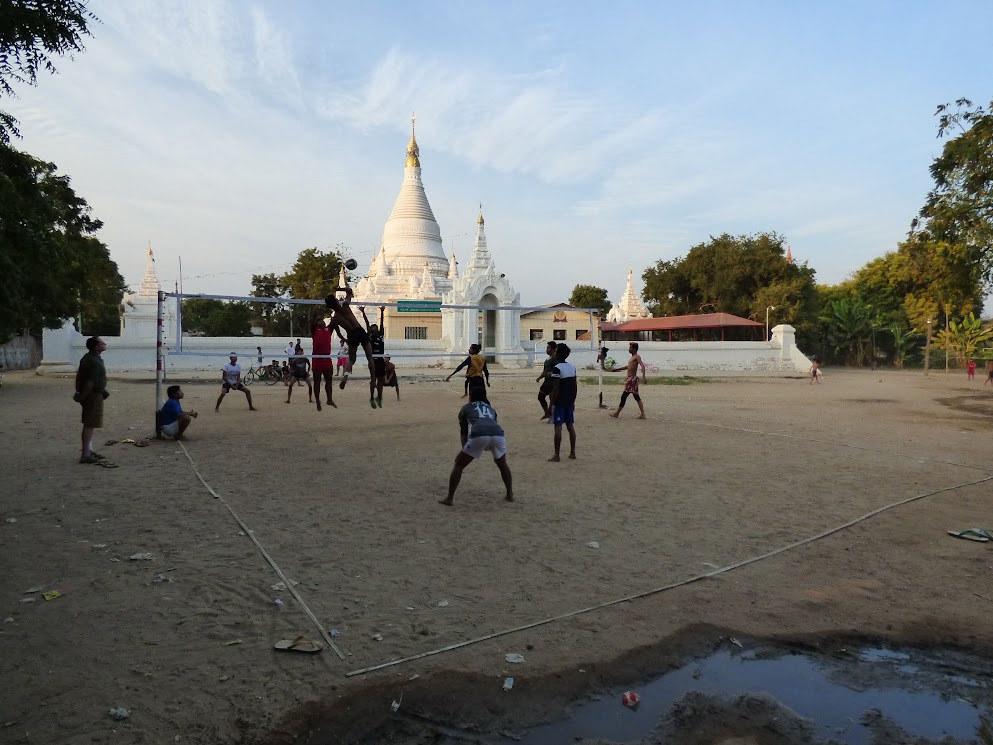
[601,313,765,342]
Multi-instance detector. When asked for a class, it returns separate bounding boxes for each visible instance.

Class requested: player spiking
[325,287,378,407]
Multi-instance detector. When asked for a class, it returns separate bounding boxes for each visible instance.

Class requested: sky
[6,1,993,308]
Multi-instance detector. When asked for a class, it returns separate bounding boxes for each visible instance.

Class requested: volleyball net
[153,291,606,432]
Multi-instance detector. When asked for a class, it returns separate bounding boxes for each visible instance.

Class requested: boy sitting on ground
[161,385,198,440]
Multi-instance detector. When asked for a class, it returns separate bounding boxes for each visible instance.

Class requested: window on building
[404,326,428,340]
[575,330,587,340]
[529,329,544,341]
[553,330,566,341]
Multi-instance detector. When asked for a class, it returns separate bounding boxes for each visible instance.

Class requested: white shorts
[161,421,180,437]
[462,435,507,460]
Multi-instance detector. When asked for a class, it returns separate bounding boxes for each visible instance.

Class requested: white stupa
[120,244,177,338]
[354,116,524,361]
[607,267,650,323]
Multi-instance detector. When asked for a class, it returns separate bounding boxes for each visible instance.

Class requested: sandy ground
[1,364,992,744]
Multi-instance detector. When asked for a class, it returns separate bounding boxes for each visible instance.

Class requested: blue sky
[7,1,993,307]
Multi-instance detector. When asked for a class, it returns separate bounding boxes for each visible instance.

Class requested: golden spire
[405,112,420,168]
[477,202,484,224]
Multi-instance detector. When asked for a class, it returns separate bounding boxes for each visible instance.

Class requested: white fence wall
[39,322,810,374]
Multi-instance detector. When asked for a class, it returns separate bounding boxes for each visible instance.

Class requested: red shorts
[624,376,640,394]
[312,359,333,373]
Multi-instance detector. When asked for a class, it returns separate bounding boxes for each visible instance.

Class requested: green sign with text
[396,300,442,313]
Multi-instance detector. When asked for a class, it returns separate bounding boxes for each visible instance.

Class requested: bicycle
[244,364,280,386]
[642,361,660,374]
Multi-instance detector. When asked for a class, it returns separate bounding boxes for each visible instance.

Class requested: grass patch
[580,375,710,386]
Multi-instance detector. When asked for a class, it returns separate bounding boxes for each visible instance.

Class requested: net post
[592,309,606,408]
[155,291,164,439]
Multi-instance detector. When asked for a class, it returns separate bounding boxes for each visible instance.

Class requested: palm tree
[830,299,875,366]
[933,312,993,368]
[888,325,921,369]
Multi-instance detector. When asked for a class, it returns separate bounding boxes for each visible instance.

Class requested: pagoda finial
[405,112,420,168]
[477,202,484,224]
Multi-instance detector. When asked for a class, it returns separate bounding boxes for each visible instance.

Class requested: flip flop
[134,439,150,448]
[104,439,118,447]
[947,529,990,542]
[95,460,119,469]
[274,635,322,654]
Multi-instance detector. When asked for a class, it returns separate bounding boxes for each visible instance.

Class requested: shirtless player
[608,342,648,419]
[325,287,377,405]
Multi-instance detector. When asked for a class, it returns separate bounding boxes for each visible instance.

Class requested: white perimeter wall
[39,322,809,374]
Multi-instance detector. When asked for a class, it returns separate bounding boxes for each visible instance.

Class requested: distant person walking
[810,358,821,385]
[608,342,648,418]
[967,358,976,380]
[75,336,109,464]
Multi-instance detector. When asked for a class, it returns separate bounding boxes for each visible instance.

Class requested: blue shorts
[552,405,575,425]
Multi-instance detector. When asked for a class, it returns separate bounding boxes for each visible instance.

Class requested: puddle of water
[511,647,988,745]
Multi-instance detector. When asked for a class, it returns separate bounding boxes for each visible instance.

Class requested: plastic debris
[219,675,229,682]
[224,639,242,646]
[621,690,640,709]
[3,617,14,623]
[586,541,600,549]
[5,518,16,524]
[729,637,743,648]
[152,574,171,583]
[503,677,514,691]
[24,585,43,594]
[92,544,107,549]
[271,581,299,591]
[129,553,153,561]
[108,707,131,720]
[505,653,526,664]
[436,599,450,607]
[42,590,62,601]
[274,598,284,606]
[372,633,383,641]
[404,607,415,614]
[18,598,35,604]
[390,700,400,713]
[330,629,341,638]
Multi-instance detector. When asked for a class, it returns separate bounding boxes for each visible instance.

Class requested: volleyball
[344,258,358,271]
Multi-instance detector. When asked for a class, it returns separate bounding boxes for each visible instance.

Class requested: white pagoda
[607,267,650,323]
[353,117,524,362]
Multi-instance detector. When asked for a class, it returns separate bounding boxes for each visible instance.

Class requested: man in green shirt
[75,336,109,464]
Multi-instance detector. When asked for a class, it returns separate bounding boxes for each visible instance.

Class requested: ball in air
[344,258,358,271]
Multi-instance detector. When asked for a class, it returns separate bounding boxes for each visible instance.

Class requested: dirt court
[1,365,992,744]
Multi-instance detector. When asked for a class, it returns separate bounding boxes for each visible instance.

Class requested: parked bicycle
[243,364,280,386]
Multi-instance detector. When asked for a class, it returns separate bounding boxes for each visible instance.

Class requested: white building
[607,267,650,323]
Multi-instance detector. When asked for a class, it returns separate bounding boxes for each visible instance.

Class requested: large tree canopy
[0,142,125,342]
[0,0,96,143]
[568,284,611,318]
[642,232,819,342]
[914,98,993,288]
[249,247,345,336]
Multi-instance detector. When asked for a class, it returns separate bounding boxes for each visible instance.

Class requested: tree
[1,0,97,143]
[641,232,820,343]
[829,298,875,366]
[0,143,125,342]
[913,98,993,289]
[182,299,252,337]
[568,285,610,318]
[887,325,921,369]
[248,247,345,335]
[933,312,993,368]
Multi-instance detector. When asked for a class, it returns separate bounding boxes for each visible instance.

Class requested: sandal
[95,460,119,469]
[947,529,990,542]
[274,634,322,654]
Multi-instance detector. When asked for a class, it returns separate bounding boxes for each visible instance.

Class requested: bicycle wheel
[243,369,256,385]
[262,368,279,386]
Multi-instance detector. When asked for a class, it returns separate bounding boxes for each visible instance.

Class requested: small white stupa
[120,244,177,339]
[607,267,650,323]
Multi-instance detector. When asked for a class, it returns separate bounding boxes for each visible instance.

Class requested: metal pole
[944,305,949,375]
[924,318,932,376]
[155,291,165,438]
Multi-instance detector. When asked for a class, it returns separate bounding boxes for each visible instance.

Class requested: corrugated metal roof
[604,313,763,331]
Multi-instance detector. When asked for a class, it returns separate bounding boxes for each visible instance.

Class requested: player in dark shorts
[535,340,558,420]
[445,344,490,403]
[383,356,400,401]
[326,286,377,404]
[285,345,313,404]
[360,305,387,408]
